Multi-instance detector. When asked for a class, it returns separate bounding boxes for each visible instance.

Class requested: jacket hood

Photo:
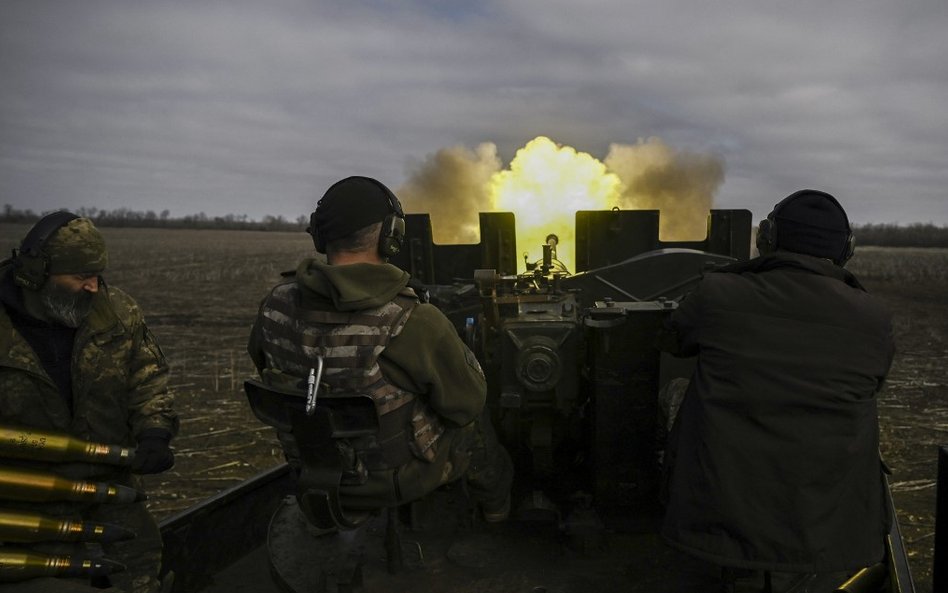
[296,258,410,311]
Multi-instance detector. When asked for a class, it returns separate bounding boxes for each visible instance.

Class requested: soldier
[248,176,513,525]
[0,212,179,592]
[657,190,895,586]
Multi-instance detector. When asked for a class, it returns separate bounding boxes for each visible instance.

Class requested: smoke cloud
[397,143,501,244]
[605,138,725,240]
[398,136,725,245]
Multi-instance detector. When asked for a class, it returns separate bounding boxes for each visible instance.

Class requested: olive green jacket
[248,259,486,506]
[249,259,486,427]
[0,271,179,448]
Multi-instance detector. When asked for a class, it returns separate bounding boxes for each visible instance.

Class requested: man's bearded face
[39,278,95,328]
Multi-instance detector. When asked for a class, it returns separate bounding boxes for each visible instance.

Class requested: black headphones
[307,177,406,259]
[755,190,855,265]
[12,211,80,290]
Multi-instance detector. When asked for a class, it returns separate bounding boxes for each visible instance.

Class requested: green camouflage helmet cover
[44,218,108,275]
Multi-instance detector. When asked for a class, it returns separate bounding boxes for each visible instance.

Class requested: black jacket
[659,251,895,572]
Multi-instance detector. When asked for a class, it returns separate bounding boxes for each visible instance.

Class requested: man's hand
[130,428,174,474]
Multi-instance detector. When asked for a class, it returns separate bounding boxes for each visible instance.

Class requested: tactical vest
[258,282,445,472]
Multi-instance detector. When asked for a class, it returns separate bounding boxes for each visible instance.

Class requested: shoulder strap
[18,212,79,256]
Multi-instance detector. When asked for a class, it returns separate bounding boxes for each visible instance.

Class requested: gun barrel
[0,508,135,543]
[0,425,133,466]
[0,549,125,582]
[0,466,143,504]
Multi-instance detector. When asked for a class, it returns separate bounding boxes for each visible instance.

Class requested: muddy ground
[1,225,945,591]
[858,284,948,591]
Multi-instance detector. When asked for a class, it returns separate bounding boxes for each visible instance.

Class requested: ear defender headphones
[12,210,80,291]
[755,190,855,266]
[306,211,321,252]
[376,185,406,259]
[754,216,778,254]
[307,177,406,259]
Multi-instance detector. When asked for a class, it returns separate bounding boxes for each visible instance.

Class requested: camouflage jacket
[0,268,179,448]
[0,265,175,592]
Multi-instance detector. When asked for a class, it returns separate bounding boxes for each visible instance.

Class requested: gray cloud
[1,0,946,225]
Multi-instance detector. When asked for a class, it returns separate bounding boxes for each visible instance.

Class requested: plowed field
[1,225,945,591]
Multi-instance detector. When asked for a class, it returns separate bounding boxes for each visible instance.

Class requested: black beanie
[770,189,851,262]
[312,176,402,249]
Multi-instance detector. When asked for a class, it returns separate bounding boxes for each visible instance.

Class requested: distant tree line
[1,204,307,232]
[3,204,948,247]
[850,222,948,248]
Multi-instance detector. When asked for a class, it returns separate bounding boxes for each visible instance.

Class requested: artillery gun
[389,210,751,531]
[158,208,922,593]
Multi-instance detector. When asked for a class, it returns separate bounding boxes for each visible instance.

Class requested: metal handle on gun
[305,356,324,416]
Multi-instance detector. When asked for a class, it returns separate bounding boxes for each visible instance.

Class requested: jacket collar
[713,251,866,291]
[74,287,122,344]
[0,267,121,357]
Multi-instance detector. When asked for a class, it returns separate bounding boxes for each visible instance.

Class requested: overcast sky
[2,0,947,226]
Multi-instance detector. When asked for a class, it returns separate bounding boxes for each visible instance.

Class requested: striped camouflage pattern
[259,283,445,463]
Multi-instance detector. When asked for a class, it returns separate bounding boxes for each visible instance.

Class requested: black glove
[130,428,175,474]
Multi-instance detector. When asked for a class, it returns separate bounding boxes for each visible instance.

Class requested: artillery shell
[0,548,125,582]
[0,425,133,466]
[0,466,143,504]
[0,508,136,543]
